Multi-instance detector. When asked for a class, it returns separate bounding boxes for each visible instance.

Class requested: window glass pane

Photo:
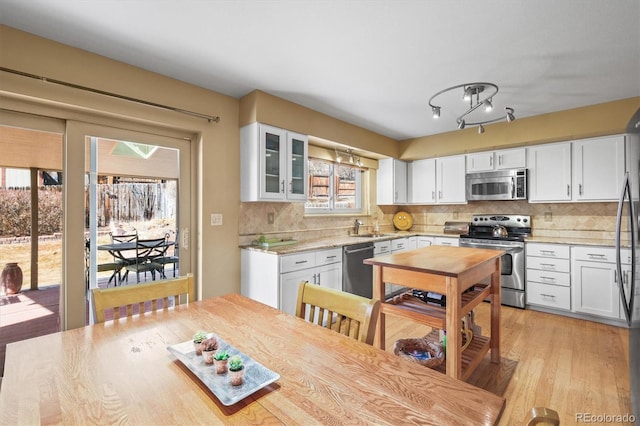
[335,164,360,210]
[306,159,331,211]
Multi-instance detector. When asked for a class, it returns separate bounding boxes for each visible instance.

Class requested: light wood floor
[384,302,632,426]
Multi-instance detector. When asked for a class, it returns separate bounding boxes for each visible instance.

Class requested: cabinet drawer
[280,252,315,273]
[315,248,342,266]
[527,282,571,310]
[374,241,391,255]
[527,269,570,287]
[572,246,630,263]
[526,256,570,273]
[526,243,569,259]
[433,237,459,247]
[391,238,407,251]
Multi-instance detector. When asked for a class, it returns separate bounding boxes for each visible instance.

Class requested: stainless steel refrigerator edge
[618,110,640,419]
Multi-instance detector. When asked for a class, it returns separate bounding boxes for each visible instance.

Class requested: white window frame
[305,158,364,215]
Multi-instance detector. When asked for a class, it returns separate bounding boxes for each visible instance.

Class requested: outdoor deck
[0,269,178,378]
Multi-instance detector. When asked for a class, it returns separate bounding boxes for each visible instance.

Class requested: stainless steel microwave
[466,168,528,201]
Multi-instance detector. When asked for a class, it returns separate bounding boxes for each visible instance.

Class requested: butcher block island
[365,245,503,381]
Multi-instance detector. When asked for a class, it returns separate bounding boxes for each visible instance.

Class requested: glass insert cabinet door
[258,124,308,200]
[287,132,308,200]
[261,127,284,198]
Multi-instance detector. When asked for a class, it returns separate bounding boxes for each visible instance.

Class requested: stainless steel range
[459,214,531,308]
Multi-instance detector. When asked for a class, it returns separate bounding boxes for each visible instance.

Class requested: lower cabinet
[241,247,342,316]
[571,246,630,320]
[526,243,571,311]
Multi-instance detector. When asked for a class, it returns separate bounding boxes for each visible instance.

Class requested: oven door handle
[461,241,522,251]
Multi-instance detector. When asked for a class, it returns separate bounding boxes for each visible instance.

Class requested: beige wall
[399,97,640,160]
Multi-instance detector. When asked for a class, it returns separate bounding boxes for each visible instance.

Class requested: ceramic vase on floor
[1,262,23,295]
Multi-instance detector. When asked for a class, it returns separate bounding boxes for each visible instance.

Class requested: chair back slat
[295,281,380,345]
[92,274,193,323]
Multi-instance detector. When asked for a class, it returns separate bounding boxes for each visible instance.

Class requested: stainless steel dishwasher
[342,242,375,298]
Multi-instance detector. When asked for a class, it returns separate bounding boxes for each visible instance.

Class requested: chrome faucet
[354,219,363,235]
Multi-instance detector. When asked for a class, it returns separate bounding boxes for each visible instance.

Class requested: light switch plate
[210,213,223,226]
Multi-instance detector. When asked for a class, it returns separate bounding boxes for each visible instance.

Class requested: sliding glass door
[66,121,193,326]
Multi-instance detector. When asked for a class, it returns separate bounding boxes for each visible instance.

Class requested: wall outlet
[210,213,223,226]
[544,211,553,222]
[267,212,275,224]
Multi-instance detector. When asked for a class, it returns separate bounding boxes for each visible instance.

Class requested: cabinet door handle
[587,253,606,259]
[490,156,493,167]
[567,184,570,196]
[432,191,435,200]
[579,183,583,195]
[438,190,442,200]
[540,250,557,257]
[540,293,556,299]
[540,276,556,282]
[316,273,321,285]
[295,260,308,265]
[281,180,285,193]
[325,255,337,260]
[540,263,556,269]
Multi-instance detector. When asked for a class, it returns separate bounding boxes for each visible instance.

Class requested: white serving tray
[167,335,280,406]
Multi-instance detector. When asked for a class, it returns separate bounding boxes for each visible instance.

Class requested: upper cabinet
[527,135,628,203]
[377,158,407,204]
[466,147,526,173]
[408,155,466,204]
[527,142,572,202]
[240,123,308,202]
[572,135,625,202]
[408,158,436,204]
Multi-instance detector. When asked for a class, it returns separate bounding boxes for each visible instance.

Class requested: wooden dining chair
[525,407,560,425]
[295,281,380,345]
[92,273,194,323]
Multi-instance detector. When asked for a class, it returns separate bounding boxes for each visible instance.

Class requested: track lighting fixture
[335,148,363,167]
[428,82,516,133]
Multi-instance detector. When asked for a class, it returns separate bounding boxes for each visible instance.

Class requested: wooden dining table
[0,293,505,425]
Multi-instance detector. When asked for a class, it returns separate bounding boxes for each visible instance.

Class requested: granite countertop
[241,232,621,255]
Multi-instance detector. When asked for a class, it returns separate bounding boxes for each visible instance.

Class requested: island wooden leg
[445,276,461,379]
[372,265,385,350]
[490,257,501,363]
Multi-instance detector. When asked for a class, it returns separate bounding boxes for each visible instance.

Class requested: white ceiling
[1,0,639,140]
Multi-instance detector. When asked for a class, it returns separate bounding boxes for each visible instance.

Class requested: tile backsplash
[239,200,619,245]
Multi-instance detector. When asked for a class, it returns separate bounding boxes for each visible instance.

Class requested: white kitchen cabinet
[572,135,625,201]
[377,158,407,204]
[571,246,630,320]
[408,158,437,204]
[241,247,342,316]
[433,236,459,247]
[240,122,308,202]
[466,148,526,172]
[408,155,466,204]
[436,155,467,204]
[416,236,434,248]
[387,237,417,295]
[526,243,571,311]
[527,142,572,202]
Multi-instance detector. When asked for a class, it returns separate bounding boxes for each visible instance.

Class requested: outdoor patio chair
[154,233,179,277]
[123,237,168,283]
[85,238,120,287]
